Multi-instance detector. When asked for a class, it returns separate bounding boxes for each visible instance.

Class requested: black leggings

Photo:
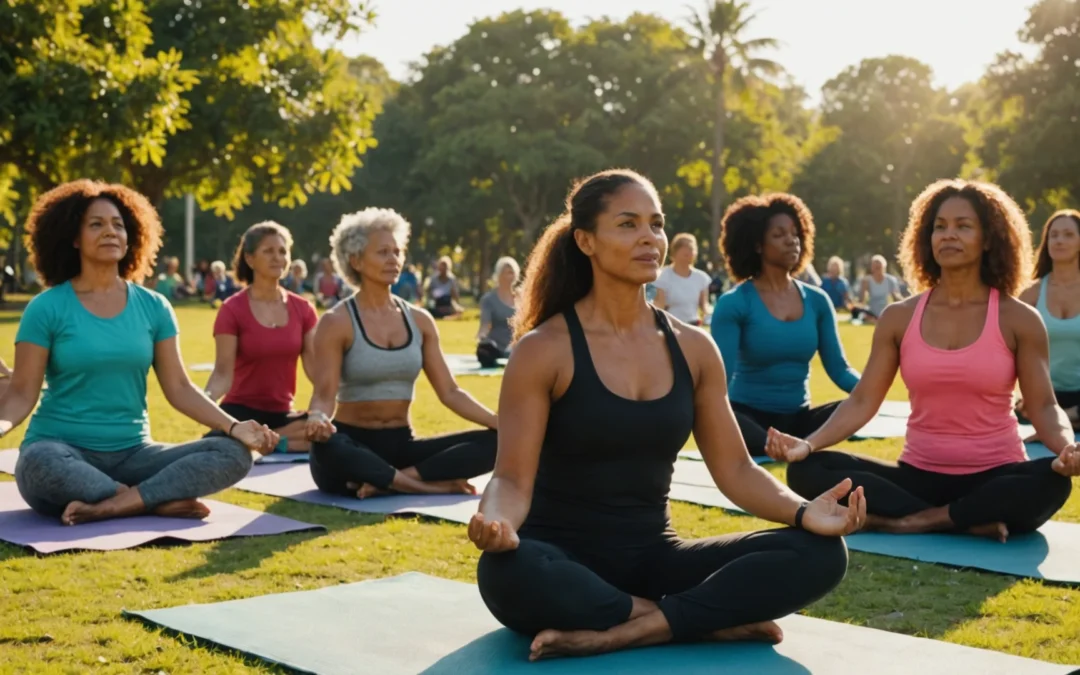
[733,401,841,457]
[477,528,848,640]
[309,423,497,494]
[787,452,1072,532]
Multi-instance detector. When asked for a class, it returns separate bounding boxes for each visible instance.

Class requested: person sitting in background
[1019,209,1080,431]
[795,261,822,286]
[392,263,421,302]
[653,233,712,326]
[204,222,318,453]
[304,208,498,499]
[426,256,464,319]
[314,258,346,309]
[710,193,860,457]
[821,256,871,321]
[205,260,239,305]
[476,257,519,367]
[772,180,1078,541]
[857,255,905,322]
[192,259,211,295]
[281,259,309,294]
[155,256,195,302]
[1,180,277,525]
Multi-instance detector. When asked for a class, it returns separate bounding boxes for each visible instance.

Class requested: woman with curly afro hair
[710,193,860,457]
[0,180,280,526]
[1019,210,1080,431]
[770,179,1078,541]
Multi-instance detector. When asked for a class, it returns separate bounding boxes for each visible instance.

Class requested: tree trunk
[710,74,727,267]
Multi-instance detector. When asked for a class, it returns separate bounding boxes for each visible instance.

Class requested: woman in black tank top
[468,170,867,661]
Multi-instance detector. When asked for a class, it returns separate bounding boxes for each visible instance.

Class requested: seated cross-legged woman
[1019,209,1080,432]
[476,256,520,368]
[204,222,318,453]
[0,181,278,525]
[469,170,864,662]
[304,208,498,498]
[710,193,860,457]
[770,180,1079,541]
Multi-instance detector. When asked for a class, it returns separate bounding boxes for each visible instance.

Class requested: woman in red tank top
[768,179,1079,541]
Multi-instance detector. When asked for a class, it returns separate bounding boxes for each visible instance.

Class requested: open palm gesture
[765,427,812,463]
[800,478,866,537]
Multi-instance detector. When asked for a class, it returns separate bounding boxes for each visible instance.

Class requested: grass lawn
[0,302,1078,672]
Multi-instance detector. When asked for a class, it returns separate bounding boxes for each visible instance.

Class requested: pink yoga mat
[0,482,323,554]
[235,463,488,524]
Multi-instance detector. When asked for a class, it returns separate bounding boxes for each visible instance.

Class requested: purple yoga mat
[0,482,323,554]
[234,463,488,524]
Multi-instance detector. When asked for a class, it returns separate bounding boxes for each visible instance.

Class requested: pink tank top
[898,288,1025,474]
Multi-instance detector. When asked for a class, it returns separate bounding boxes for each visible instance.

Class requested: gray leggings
[14,437,253,516]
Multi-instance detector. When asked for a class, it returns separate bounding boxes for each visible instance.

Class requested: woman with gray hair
[476,256,519,367]
[304,208,498,499]
[858,254,904,321]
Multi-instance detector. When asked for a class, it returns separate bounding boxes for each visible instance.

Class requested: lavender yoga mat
[0,483,323,554]
[234,463,488,524]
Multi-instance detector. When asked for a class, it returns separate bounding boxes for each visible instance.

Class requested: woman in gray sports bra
[303,208,499,499]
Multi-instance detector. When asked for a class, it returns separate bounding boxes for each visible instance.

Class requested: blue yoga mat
[668,459,1080,584]
[255,452,310,465]
[125,572,1073,675]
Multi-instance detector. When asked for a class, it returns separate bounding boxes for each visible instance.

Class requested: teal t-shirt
[16,282,179,451]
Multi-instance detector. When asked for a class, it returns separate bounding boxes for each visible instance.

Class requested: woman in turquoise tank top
[304,208,498,500]
[1019,210,1080,429]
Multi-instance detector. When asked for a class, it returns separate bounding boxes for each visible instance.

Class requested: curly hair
[513,169,659,342]
[25,179,162,287]
[719,193,816,282]
[329,207,411,289]
[898,179,1033,297]
[232,221,294,285]
[1033,209,1080,279]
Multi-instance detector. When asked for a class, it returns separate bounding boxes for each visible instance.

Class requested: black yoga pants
[733,401,841,457]
[787,451,1072,532]
[310,422,497,494]
[477,528,848,640]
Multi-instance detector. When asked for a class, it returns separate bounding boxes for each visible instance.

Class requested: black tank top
[520,305,696,544]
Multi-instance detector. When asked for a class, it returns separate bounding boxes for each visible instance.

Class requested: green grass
[0,304,1078,672]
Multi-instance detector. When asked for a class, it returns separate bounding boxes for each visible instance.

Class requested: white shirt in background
[655,266,712,323]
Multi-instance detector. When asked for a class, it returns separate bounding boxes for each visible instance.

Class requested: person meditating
[469,170,864,662]
[476,256,519,368]
[1019,210,1080,431]
[652,233,712,326]
[203,222,318,453]
[304,208,498,498]
[0,180,278,525]
[710,193,860,456]
[770,179,1079,541]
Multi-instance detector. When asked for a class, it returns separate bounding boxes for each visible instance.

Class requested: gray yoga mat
[0,483,323,554]
[234,463,487,524]
[125,572,1075,675]
[668,459,1080,584]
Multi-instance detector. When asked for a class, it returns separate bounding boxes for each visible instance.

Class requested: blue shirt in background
[16,282,179,451]
[820,276,851,309]
[710,280,860,414]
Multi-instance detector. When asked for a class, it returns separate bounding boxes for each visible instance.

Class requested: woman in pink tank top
[766,179,1079,541]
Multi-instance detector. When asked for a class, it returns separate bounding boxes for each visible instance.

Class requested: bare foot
[968,522,1009,543]
[707,620,784,644]
[153,499,211,520]
[529,629,612,661]
[430,479,476,495]
[347,482,390,499]
[60,484,132,525]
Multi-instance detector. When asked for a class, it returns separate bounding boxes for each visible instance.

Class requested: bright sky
[333,0,1037,98]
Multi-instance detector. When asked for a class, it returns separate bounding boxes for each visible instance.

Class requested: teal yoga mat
[668,459,1080,584]
[444,353,506,377]
[125,572,1074,675]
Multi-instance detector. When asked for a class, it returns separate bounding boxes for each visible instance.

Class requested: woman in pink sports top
[767,179,1079,541]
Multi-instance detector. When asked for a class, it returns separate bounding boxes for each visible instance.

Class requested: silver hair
[871,254,887,266]
[291,259,308,276]
[329,208,411,288]
[210,260,227,274]
[492,256,520,282]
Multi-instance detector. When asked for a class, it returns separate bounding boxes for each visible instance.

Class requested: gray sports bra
[337,296,424,402]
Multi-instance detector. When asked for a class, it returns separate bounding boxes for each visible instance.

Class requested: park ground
[0,302,1078,672]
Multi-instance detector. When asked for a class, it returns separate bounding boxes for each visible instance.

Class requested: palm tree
[685,1,782,265]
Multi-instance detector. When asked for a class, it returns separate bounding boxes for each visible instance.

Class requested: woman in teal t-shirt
[0,180,279,525]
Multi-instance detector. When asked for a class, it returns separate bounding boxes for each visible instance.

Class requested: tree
[977,0,1080,215]
[684,0,781,264]
[793,56,967,264]
[0,0,378,222]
